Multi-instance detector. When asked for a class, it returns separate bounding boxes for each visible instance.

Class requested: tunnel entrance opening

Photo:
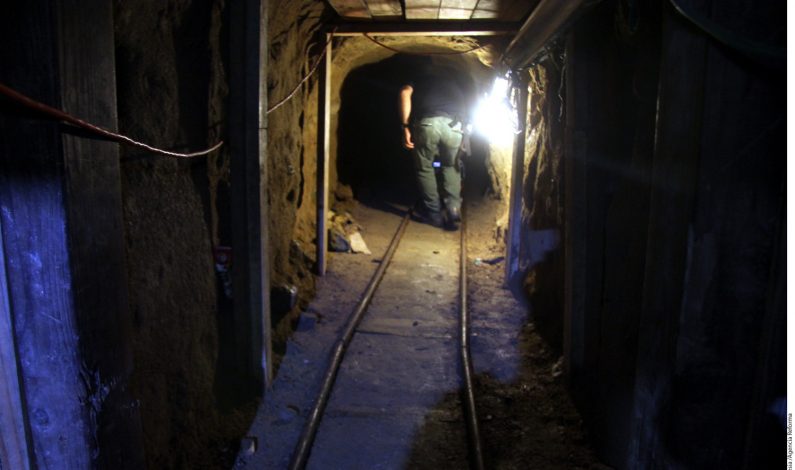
[336,52,493,212]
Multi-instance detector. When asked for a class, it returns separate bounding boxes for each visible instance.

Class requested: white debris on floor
[349,232,371,254]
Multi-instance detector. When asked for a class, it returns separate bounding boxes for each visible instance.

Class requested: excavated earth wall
[520,55,566,350]
[115,0,246,467]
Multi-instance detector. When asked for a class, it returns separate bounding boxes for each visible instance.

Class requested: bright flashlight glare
[473,77,518,146]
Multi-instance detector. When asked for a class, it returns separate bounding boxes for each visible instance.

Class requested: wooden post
[316,35,332,276]
[0,0,144,467]
[230,0,272,391]
[504,72,529,285]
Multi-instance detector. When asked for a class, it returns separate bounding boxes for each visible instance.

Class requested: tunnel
[0,1,786,469]
[335,51,494,213]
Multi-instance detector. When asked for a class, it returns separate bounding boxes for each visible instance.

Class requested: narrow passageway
[237,193,598,469]
[0,1,784,469]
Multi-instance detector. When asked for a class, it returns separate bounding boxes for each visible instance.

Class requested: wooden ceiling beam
[326,20,520,36]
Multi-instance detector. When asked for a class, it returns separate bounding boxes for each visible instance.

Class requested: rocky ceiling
[326,0,537,21]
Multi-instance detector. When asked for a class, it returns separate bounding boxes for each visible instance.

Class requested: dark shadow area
[525,1,787,468]
[114,1,260,468]
[402,196,600,468]
[337,54,491,210]
[405,325,600,469]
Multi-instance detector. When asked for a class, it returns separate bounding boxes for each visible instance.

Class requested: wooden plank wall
[564,2,662,464]
[562,0,786,468]
[0,1,144,467]
[626,3,708,466]
[651,0,785,465]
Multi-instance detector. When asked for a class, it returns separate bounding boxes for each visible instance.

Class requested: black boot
[413,207,444,228]
[442,197,461,230]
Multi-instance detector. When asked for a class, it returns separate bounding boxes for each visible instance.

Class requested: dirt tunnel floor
[236,195,602,469]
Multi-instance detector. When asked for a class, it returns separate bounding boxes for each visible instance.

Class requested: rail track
[288,208,485,470]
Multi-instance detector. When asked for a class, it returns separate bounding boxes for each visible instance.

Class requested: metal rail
[289,212,412,470]
[290,206,486,469]
[459,207,485,470]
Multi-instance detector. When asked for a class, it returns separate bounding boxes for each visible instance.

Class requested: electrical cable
[267,28,337,114]
[363,32,485,56]
[0,82,223,158]
[668,0,784,59]
[268,28,482,114]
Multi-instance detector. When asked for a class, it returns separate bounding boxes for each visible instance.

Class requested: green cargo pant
[412,116,463,214]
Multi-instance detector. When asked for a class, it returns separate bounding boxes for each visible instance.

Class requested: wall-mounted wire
[362,33,485,56]
[267,28,337,114]
[0,82,223,158]
[266,29,485,115]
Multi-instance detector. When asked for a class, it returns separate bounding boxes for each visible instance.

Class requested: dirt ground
[407,194,603,469]
[237,190,604,469]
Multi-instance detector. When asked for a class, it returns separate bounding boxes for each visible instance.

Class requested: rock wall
[115,1,250,467]
[266,0,328,346]
[520,52,566,350]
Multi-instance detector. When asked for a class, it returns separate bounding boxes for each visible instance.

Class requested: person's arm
[399,85,414,150]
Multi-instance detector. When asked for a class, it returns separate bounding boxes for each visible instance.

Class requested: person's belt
[417,112,464,129]
[424,110,456,119]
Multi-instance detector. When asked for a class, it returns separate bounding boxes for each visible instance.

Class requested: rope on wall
[267,28,337,114]
[0,82,223,158]
[265,28,484,114]
[362,33,485,56]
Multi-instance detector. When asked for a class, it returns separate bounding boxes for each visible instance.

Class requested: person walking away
[399,71,466,229]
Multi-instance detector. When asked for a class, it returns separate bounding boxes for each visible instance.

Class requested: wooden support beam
[328,20,519,36]
[504,72,529,286]
[316,35,333,276]
[230,0,272,391]
[0,0,144,466]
